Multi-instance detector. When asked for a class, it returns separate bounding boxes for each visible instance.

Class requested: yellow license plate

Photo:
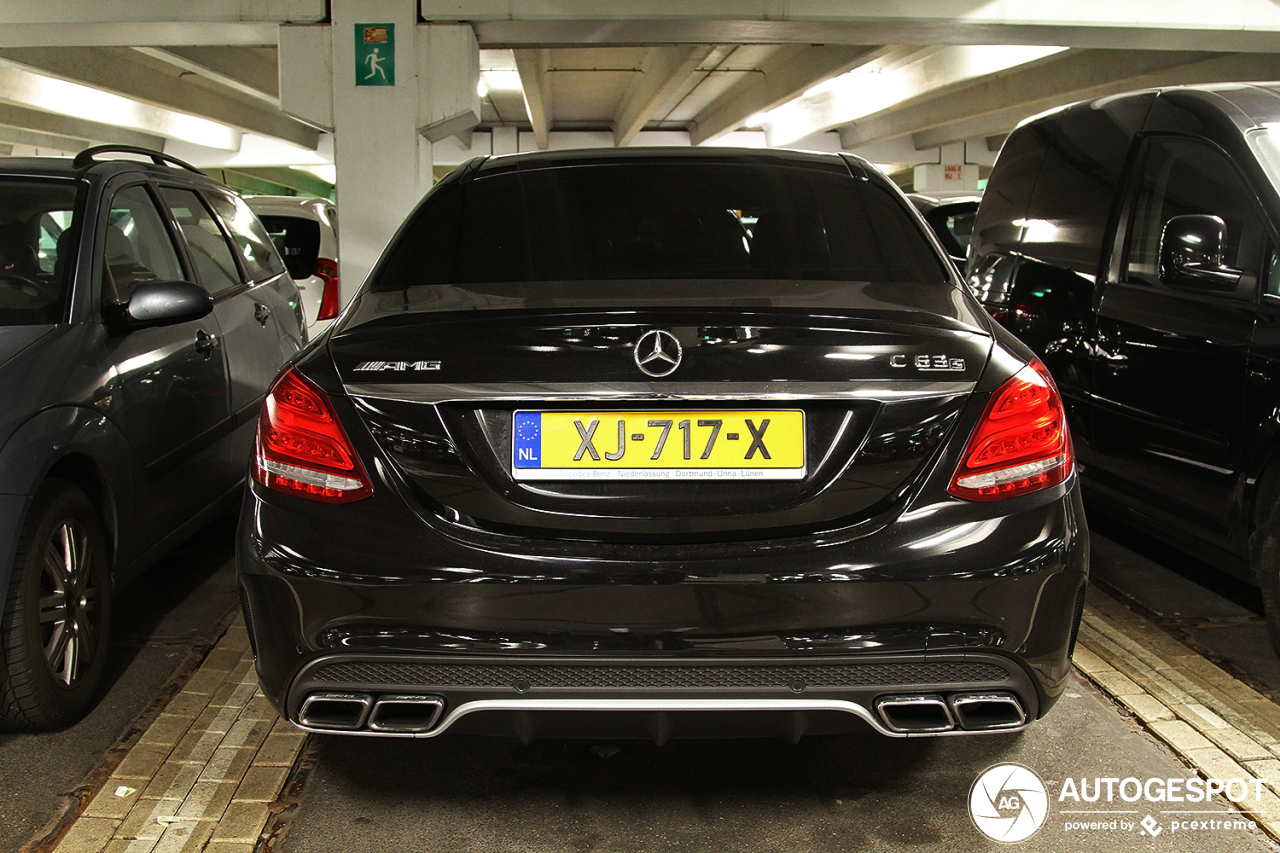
[512,410,805,480]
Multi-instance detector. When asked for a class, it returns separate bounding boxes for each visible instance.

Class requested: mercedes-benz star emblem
[633,329,682,378]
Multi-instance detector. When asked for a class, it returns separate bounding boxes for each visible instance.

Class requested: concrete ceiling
[2,1,1280,192]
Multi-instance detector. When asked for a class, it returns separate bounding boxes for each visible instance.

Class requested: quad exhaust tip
[949,692,1027,730]
[298,692,373,731]
[368,695,445,733]
[875,694,955,733]
[876,691,1026,733]
[298,692,446,733]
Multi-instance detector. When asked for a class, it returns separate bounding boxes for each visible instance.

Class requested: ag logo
[969,763,1049,843]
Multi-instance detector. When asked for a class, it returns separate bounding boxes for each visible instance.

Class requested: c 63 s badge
[354,360,442,372]
[891,354,966,372]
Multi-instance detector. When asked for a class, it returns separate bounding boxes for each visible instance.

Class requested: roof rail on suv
[72,144,205,175]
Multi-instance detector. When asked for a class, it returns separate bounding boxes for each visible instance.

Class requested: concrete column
[280,1,479,295]
[913,141,980,193]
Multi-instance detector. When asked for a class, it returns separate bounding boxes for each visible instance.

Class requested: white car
[245,196,341,335]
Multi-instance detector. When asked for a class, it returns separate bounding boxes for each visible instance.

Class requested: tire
[0,481,111,730]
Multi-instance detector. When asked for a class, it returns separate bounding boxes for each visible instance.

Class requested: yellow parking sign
[355,24,394,86]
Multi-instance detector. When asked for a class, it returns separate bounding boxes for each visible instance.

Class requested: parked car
[968,83,1280,648]
[238,147,1087,741]
[246,195,341,336]
[908,193,981,274]
[0,145,305,730]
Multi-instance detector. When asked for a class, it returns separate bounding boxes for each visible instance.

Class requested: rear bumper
[237,479,1088,739]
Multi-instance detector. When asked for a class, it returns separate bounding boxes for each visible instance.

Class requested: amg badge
[353,360,442,372]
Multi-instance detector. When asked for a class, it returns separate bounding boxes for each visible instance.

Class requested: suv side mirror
[123,281,213,329]
[1159,214,1243,291]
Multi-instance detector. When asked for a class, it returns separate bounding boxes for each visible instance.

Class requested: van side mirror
[1159,214,1243,291]
[123,281,213,329]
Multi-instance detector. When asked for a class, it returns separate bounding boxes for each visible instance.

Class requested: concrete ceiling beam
[689,45,880,146]
[839,49,1280,151]
[514,48,553,150]
[134,47,279,106]
[613,45,715,148]
[0,47,319,150]
[0,101,164,150]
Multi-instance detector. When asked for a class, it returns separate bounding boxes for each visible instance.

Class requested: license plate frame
[511,410,806,481]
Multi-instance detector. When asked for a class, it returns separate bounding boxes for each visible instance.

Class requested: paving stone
[1203,726,1276,763]
[202,843,257,853]
[180,665,230,697]
[142,761,203,802]
[253,731,307,766]
[1087,668,1143,696]
[151,818,217,853]
[1116,691,1176,723]
[208,679,258,708]
[200,646,245,673]
[104,839,156,853]
[239,695,277,722]
[52,817,120,853]
[1071,645,1111,675]
[163,691,212,718]
[223,717,273,752]
[197,746,256,784]
[117,798,185,842]
[1244,758,1280,791]
[137,713,197,748]
[209,801,270,845]
[171,727,225,765]
[83,779,144,819]
[1149,719,1216,754]
[1182,745,1252,786]
[233,764,291,802]
[115,744,174,780]
[175,780,239,821]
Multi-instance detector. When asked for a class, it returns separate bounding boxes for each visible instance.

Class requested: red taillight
[948,359,1072,501]
[253,367,372,503]
[314,258,340,321]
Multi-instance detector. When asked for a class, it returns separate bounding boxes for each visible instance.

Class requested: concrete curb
[1076,585,1280,842]
[50,618,303,853]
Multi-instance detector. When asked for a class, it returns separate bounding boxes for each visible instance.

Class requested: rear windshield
[373,162,945,290]
[260,214,320,281]
[0,178,82,325]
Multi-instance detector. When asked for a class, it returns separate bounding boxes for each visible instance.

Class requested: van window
[1021,97,1150,277]
[1124,138,1263,287]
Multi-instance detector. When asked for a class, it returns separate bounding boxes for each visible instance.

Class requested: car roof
[244,195,332,216]
[473,146,864,176]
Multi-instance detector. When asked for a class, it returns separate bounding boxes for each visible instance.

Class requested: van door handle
[254,303,271,326]
[195,329,217,356]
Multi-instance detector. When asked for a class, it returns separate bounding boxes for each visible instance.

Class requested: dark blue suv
[0,146,305,729]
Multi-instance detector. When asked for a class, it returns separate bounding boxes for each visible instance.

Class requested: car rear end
[237,149,1087,741]
[248,196,340,336]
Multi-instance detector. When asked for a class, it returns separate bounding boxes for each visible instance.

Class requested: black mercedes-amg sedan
[237,148,1087,741]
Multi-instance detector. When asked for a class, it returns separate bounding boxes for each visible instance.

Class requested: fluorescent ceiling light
[758,45,1068,147]
[480,69,523,92]
[291,164,337,185]
[0,59,239,150]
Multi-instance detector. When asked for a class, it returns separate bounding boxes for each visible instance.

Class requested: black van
[968,84,1280,647]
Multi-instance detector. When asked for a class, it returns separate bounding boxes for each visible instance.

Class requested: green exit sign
[355,23,395,86]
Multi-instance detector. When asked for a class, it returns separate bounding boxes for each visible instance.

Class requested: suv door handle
[254,303,271,326]
[195,329,217,356]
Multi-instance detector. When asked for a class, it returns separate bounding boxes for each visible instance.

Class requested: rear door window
[206,193,286,282]
[158,187,244,297]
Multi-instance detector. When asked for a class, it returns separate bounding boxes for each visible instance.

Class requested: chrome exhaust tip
[949,692,1027,731]
[298,692,373,730]
[367,695,446,733]
[874,694,955,733]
